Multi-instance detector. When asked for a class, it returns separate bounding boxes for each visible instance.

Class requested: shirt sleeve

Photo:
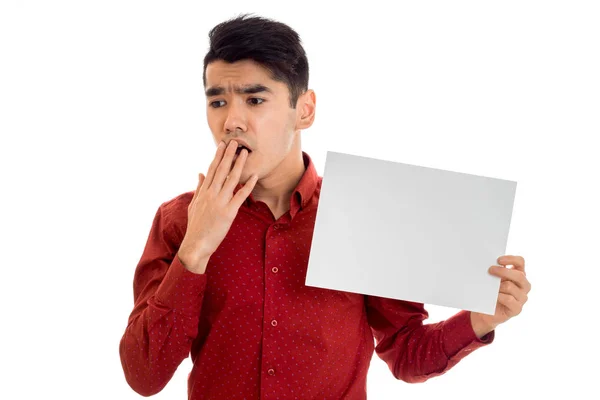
[365,295,494,383]
[119,203,208,396]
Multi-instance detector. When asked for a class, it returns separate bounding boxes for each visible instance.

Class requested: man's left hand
[471,255,531,334]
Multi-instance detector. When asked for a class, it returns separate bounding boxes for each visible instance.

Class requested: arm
[119,203,208,396]
[365,296,494,384]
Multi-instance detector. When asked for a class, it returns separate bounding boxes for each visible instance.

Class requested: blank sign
[305,151,517,315]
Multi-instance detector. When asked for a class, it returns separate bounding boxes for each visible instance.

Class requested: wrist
[470,312,496,339]
[177,251,210,274]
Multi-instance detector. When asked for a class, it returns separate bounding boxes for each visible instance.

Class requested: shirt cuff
[441,310,495,360]
[154,254,208,316]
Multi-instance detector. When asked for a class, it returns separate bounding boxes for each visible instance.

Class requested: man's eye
[210,100,225,108]
[248,98,265,106]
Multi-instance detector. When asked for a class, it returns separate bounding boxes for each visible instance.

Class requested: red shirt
[119,151,494,399]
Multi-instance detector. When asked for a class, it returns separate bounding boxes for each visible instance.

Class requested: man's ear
[296,89,316,130]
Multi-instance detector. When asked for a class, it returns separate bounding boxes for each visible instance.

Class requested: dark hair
[203,13,309,109]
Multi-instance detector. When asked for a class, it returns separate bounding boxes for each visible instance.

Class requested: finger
[229,173,259,211]
[222,148,249,194]
[498,255,526,275]
[489,265,530,292]
[499,280,528,303]
[211,140,239,193]
[497,293,522,316]
[190,173,205,205]
[203,141,227,191]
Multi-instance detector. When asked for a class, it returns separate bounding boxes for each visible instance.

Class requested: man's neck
[251,150,305,217]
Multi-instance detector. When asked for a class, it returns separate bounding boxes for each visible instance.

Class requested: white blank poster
[305,151,517,315]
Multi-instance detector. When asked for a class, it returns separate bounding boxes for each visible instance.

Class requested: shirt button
[271,319,278,327]
[272,267,278,273]
[267,368,275,376]
[273,225,279,230]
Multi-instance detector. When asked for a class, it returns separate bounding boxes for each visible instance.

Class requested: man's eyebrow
[205,84,273,97]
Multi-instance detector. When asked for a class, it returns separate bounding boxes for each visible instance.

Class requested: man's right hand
[178,139,258,273]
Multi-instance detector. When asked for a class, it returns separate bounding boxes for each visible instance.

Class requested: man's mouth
[233,146,252,163]
[235,145,252,155]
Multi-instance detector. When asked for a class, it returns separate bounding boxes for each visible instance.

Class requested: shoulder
[158,190,195,244]
[315,176,323,197]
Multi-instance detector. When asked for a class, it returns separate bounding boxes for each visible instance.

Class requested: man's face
[204,59,303,184]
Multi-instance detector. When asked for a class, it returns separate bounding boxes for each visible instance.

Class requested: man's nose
[224,99,247,133]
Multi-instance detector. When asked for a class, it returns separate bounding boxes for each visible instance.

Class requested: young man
[119,13,531,399]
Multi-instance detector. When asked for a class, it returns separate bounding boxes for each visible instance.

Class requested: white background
[1,1,598,399]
